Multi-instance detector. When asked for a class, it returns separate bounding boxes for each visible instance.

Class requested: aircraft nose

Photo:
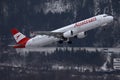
[109,16,114,22]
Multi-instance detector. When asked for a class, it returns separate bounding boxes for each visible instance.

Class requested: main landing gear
[58,38,72,44]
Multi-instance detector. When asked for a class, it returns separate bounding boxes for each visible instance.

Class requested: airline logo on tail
[11,28,29,48]
[14,32,25,43]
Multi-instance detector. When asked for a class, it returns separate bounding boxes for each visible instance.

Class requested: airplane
[10,14,113,48]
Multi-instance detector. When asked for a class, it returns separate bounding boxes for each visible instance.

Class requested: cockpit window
[103,14,108,17]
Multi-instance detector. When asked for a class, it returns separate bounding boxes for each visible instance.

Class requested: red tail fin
[11,28,30,48]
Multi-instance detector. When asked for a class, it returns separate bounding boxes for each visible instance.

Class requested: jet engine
[76,32,87,39]
[63,30,74,38]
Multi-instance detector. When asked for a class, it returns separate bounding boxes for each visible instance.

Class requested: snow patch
[34,1,72,14]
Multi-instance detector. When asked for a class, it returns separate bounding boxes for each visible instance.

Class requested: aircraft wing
[30,31,63,38]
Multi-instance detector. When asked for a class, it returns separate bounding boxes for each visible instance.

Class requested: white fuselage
[25,14,113,48]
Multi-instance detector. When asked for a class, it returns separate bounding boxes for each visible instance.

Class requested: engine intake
[63,30,74,38]
[76,32,87,39]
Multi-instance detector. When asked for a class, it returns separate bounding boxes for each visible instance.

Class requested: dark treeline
[0,49,106,67]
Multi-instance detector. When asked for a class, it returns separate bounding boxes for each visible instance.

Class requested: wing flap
[30,31,63,38]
